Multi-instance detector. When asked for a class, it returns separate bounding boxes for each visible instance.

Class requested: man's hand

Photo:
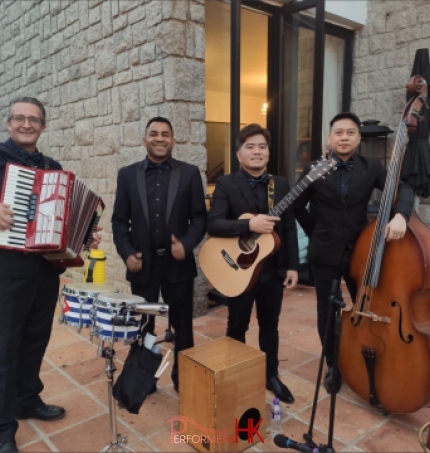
[283,270,298,289]
[89,225,103,250]
[0,203,14,231]
[171,234,185,260]
[385,213,407,242]
[126,252,143,272]
[249,214,280,234]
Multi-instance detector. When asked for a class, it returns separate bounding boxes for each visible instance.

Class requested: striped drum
[61,282,118,331]
[92,292,145,344]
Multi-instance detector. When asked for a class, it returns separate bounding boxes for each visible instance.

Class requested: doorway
[205,1,269,192]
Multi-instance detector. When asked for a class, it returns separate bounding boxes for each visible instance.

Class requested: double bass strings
[356,119,407,313]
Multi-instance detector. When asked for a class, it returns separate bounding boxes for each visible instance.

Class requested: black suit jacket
[293,154,414,267]
[207,169,299,278]
[111,157,207,285]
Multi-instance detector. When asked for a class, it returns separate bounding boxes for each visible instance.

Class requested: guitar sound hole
[238,236,256,254]
[237,244,259,269]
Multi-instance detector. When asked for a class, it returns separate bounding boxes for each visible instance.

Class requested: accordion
[0,163,104,267]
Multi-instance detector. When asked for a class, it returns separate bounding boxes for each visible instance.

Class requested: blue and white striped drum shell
[61,283,118,329]
[93,292,144,343]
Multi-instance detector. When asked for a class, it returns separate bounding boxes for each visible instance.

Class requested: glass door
[280,1,326,183]
[280,1,352,183]
[280,1,325,285]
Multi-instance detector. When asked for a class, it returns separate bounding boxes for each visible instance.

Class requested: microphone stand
[93,302,169,453]
[99,338,134,453]
[301,279,345,453]
[92,308,138,453]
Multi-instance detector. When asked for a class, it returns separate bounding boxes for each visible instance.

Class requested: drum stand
[98,338,134,453]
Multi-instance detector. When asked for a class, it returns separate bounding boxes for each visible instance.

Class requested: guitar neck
[251,174,314,240]
[269,175,313,217]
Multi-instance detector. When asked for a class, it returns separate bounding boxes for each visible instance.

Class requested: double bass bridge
[354,310,391,324]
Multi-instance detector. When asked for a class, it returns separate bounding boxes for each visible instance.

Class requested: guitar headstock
[307,156,336,182]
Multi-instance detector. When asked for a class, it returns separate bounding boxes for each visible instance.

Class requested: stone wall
[0,0,209,315]
[351,0,430,222]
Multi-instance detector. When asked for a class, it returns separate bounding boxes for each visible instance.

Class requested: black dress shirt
[144,157,171,251]
[333,155,354,202]
[242,169,277,277]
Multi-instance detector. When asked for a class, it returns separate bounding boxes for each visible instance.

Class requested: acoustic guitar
[199,157,335,297]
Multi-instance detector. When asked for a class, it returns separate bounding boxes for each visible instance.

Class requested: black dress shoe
[324,367,342,394]
[16,403,65,421]
[266,376,294,403]
[0,441,18,453]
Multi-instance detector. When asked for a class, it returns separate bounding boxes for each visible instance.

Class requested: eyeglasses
[8,115,45,126]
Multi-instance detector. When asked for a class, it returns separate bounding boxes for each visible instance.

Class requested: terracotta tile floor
[16,284,430,452]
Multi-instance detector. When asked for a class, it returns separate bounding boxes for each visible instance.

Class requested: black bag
[112,341,162,414]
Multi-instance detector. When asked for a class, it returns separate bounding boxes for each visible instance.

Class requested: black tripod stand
[302,279,346,453]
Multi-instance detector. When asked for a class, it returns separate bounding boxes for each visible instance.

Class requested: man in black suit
[111,116,207,392]
[293,112,414,394]
[207,123,299,403]
[0,97,101,453]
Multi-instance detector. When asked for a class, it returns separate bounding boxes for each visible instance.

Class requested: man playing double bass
[293,112,414,394]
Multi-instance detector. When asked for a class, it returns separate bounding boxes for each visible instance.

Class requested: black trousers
[131,253,194,386]
[312,258,357,367]
[226,272,284,379]
[0,261,60,442]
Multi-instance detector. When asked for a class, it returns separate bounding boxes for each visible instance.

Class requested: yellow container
[83,249,106,283]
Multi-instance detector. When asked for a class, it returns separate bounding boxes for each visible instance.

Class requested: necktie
[146,160,171,171]
[335,159,354,171]
[248,172,270,190]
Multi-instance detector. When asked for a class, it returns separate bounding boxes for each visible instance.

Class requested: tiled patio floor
[15,283,430,453]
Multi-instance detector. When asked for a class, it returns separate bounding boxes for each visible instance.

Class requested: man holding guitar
[206,123,299,404]
[293,112,414,395]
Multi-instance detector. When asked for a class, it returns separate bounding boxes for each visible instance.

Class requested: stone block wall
[0,0,209,315]
[351,0,430,222]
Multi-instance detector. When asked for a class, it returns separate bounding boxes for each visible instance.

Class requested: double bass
[338,75,430,414]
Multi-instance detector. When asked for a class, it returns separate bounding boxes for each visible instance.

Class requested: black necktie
[336,159,354,171]
[248,172,270,190]
[146,160,171,171]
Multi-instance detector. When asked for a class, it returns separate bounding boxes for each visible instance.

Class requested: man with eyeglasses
[0,97,101,453]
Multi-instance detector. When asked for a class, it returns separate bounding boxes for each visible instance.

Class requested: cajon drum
[178,337,266,453]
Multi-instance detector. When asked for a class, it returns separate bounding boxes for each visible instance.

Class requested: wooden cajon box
[178,337,266,453]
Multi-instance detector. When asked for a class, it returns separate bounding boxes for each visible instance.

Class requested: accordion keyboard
[0,165,35,248]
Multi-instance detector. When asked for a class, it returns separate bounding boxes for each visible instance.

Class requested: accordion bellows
[0,163,104,267]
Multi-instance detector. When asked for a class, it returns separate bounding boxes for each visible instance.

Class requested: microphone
[132,303,169,316]
[274,435,320,452]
